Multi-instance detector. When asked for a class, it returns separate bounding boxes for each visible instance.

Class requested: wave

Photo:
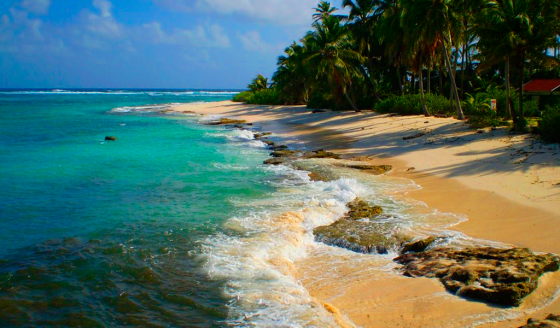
[110,103,182,113]
[0,90,240,96]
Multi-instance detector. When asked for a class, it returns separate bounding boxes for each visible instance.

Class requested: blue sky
[0,0,345,89]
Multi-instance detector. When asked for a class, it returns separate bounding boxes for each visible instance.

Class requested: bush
[539,105,560,143]
[232,89,283,105]
[375,94,454,116]
[232,91,253,102]
[468,115,508,129]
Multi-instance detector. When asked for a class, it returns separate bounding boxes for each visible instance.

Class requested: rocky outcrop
[395,247,560,306]
[345,198,383,220]
[303,150,341,159]
[401,236,438,254]
[254,132,272,139]
[270,150,302,158]
[263,158,286,166]
[314,198,411,254]
[206,118,247,125]
[519,314,560,328]
[105,136,117,141]
[336,164,393,175]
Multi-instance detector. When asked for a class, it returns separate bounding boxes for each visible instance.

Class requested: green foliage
[539,105,560,142]
[247,74,269,92]
[468,116,508,129]
[232,91,253,103]
[232,89,283,105]
[375,94,453,116]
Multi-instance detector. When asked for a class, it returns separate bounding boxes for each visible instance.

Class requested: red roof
[524,79,560,92]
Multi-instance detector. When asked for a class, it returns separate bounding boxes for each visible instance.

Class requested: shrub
[232,89,284,105]
[468,116,508,129]
[245,89,283,105]
[375,94,454,116]
[232,91,254,103]
[539,105,560,143]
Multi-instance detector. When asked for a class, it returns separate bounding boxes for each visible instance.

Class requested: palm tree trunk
[419,57,430,116]
[397,66,404,96]
[344,90,360,112]
[427,58,431,94]
[461,43,466,98]
[442,39,465,120]
[505,59,512,119]
[439,58,444,95]
[519,57,525,120]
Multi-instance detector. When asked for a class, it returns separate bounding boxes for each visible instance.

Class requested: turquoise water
[0,89,278,327]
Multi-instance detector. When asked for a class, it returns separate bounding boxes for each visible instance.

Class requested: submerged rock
[401,236,438,254]
[395,247,560,306]
[314,198,409,254]
[206,118,247,125]
[105,136,117,141]
[337,164,393,175]
[519,314,560,328]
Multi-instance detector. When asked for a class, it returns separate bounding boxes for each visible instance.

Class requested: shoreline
[171,100,560,327]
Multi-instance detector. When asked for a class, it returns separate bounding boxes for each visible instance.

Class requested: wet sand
[171,101,560,327]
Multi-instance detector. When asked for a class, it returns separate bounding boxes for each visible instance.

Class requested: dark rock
[312,109,327,113]
[105,136,117,141]
[401,236,438,254]
[519,314,560,328]
[254,132,272,139]
[303,149,341,159]
[274,145,289,151]
[206,118,247,125]
[263,140,275,148]
[270,150,301,158]
[264,158,286,165]
[395,247,560,306]
[337,164,392,175]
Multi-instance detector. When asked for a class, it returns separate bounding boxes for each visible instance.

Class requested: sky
[0,0,346,89]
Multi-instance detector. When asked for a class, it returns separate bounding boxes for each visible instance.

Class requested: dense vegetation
[234,0,560,136]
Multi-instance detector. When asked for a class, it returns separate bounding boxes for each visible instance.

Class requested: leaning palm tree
[313,1,338,22]
[401,0,465,119]
[304,16,365,111]
[475,0,560,123]
[247,74,269,92]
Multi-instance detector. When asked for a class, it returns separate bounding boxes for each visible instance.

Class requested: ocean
[0,89,466,327]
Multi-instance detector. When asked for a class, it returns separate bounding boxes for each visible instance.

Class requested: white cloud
[18,0,51,15]
[237,30,279,54]
[142,22,230,48]
[85,0,124,38]
[154,0,319,25]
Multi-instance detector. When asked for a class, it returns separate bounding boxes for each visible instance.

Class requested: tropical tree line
[236,0,560,131]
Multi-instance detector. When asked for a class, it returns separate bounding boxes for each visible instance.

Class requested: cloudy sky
[0,0,346,89]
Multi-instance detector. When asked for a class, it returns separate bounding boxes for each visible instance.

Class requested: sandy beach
[172,100,560,327]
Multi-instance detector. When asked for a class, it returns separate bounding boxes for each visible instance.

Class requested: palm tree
[401,0,465,119]
[247,74,269,92]
[313,1,338,22]
[304,16,365,111]
[475,0,560,123]
[273,42,311,104]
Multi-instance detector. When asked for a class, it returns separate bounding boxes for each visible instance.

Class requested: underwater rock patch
[105,136,117,141]
[395,247,560,306]
[263,158,286,166]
